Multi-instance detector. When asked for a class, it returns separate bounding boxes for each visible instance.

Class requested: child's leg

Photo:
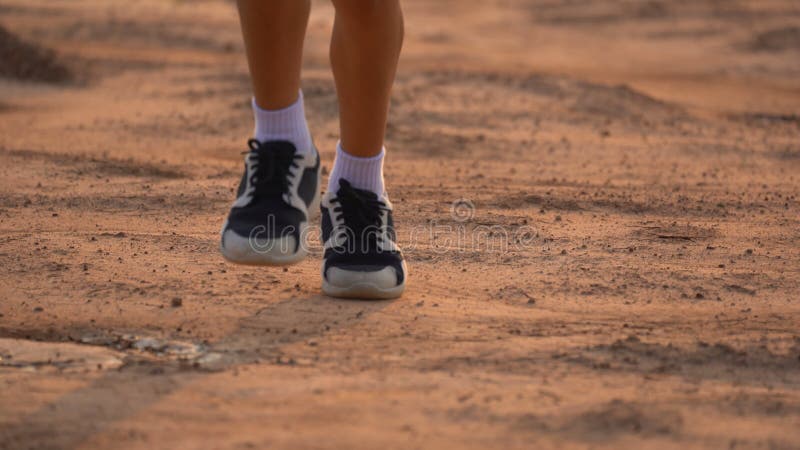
[237,0,310,109]
[330,0,403,157]
[221,1,320,266]
[237,0,313,151]
[326,0,404,196]
[320,0,406,299]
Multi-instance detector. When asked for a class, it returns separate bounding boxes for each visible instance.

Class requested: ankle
[252,91,313,154]
[327,142,385,196]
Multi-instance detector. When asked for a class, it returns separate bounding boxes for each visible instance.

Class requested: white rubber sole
[322,280,406,300]
[220,167,321,267]
[322,261,407,300]
[220,227,309,266]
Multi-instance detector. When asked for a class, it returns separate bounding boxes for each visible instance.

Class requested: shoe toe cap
[325,265,399,289]
[221,229,299,263]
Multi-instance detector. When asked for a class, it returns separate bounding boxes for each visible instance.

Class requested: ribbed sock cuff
[252,91,313,154]
[327,142,386,196]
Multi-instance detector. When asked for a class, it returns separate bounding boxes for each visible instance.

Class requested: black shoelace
[331,180,390,252]
[246,139,301,200]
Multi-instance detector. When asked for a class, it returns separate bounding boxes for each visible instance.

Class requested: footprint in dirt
[746,26,800,52]
[0,24,72,83]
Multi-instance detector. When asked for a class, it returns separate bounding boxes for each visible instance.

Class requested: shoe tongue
[246,138,292,154]
[338,179,379,201]
[254,140,296,156]
[246,141,297,201]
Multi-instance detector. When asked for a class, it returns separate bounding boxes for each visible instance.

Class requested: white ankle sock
[252,91,313,154]
[327,142,386,196]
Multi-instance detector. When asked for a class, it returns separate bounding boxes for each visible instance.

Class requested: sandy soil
[1,0,799,448]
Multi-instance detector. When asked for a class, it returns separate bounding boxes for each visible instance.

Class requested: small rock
[194,352,224,370]
[133,338,166,352]
[171,297,182,308]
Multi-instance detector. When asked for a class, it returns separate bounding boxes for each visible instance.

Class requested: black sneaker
[320,179,407,299]
[220,139,320,265]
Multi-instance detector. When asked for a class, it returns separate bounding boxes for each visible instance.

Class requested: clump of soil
[0,24,72,83]
[748,26,800,52]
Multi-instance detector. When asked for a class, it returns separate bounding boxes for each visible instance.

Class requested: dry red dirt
[1,1,799,449]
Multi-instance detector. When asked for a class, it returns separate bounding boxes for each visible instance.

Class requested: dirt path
[1,1,799,448]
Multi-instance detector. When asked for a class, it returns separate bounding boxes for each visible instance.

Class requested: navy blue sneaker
[221,139,320,265]
[320,179,407,299]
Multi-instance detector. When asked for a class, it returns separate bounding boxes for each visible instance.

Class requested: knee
[331,0,397,21]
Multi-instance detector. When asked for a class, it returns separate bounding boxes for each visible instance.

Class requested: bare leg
[330,0,404,157]
[237,0,311,109]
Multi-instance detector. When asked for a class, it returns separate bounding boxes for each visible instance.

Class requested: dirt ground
[1,0,799,449]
